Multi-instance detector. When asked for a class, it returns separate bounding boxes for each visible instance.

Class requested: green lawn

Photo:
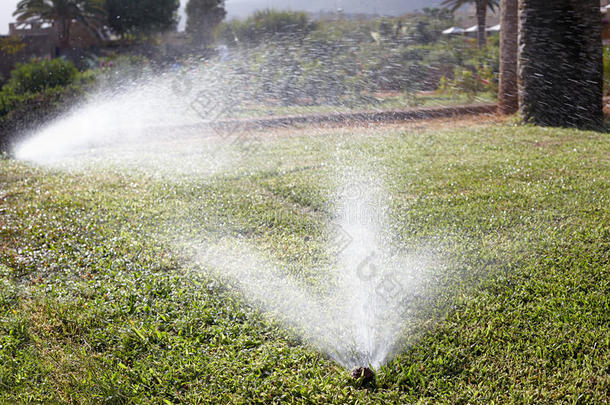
[0,118,608,403]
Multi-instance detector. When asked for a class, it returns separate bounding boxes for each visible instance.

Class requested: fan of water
[187,170,432,369]
[13,41,439,371]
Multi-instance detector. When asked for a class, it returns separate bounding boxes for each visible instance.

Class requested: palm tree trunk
[498,0,518,114]
[519,0,603,129]
[475,0,487,48]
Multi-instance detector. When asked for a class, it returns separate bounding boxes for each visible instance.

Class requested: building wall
[0,32,57,82]
[1,21,103,82]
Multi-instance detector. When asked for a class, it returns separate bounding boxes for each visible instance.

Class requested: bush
[437,64,496,102]
[219,9,317,45]
[0,86,85,152]
[4,58,79,96]
[0,58,92,152]
[450,68,480,100]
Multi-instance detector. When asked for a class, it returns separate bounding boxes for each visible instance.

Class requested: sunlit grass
[0,118,608,402]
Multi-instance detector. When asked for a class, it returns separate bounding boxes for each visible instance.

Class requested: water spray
[13,43,439,373]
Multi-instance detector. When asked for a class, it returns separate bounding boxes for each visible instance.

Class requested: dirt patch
[138,103,503,143]
[239,113,510,141]
[217,103,498,130]
[147,103,497,137]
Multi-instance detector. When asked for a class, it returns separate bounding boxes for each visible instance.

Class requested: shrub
[4,58,79,96]
[0,36,26,56]
[0,59,92,152]
[453,68,479,99]
[0,86,84,152]
[219,9,317,45]
[477,63,498,95]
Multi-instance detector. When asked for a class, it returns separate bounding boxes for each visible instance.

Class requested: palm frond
[12,0,107,46]
[441,0,500,13]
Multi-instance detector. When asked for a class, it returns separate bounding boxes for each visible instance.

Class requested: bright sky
[0,1,437,35]
[0,0,19,34]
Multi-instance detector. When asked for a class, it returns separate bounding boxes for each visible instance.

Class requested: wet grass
[0,119,609,403]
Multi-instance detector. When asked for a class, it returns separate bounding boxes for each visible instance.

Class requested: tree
[519,0,602,129]
[0,36,26,55]
[218,9,316,46]
[498,0,518,114]
[441,0,499,48]
[104,0,179,38]
[185,0,226,47]
[5,58,78,95]
[13,0,106,49]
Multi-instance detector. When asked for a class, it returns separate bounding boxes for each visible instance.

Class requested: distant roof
[463,24,500,33]
[442,26,464,35]
[443,24,501,35]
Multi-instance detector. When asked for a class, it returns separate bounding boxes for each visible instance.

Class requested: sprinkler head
[351,366,375,383]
